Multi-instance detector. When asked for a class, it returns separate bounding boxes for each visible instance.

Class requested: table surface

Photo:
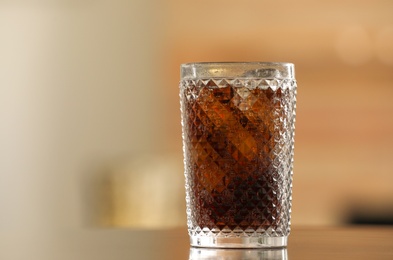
[3,226,393,259]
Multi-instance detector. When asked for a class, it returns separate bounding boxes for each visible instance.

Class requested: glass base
[190,235,287,248]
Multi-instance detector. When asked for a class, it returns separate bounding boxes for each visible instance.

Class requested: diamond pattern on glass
[180,78,297,238]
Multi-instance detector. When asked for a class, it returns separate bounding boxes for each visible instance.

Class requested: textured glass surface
[180,63,297,248]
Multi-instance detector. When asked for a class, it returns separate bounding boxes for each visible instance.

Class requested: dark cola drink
[180,63,297,248]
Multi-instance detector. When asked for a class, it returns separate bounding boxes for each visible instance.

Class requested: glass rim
[181,62,295,80]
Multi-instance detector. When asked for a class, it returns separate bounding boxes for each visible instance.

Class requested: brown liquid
[181,79,296,235]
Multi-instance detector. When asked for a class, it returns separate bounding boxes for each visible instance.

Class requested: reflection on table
[189,247,287,260]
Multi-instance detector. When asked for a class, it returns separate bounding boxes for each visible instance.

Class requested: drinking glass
[180,62,297,248]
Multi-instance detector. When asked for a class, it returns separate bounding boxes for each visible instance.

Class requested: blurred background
[1,0,393,257]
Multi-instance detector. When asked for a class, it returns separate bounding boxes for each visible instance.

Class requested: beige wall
[0,1,165,257]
